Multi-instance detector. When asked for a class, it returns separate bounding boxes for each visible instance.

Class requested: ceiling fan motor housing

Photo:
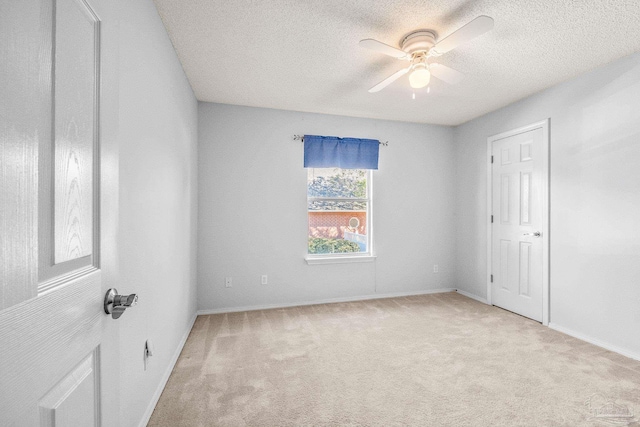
[401,30,437,54]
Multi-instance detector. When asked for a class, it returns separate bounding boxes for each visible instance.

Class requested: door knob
[104,288,138,319]
[523,231,542,237]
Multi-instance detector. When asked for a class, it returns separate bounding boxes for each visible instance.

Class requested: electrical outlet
[261,275,268,285]
[225,277,232,288]
[433,264,439,273]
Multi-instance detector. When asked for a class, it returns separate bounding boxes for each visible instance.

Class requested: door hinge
[491,215,493,223]
[491,155,494,163]
[490,274,493,283]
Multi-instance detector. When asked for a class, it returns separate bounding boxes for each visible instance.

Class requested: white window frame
[305,169,375,265]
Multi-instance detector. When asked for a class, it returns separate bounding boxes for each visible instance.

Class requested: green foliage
[308,237,361,254]
[308,169,366,198]
[308,169,367,211]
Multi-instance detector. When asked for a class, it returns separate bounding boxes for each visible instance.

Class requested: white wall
[116,1,198,426]
[198,103,455,311]
[454,52,640,358]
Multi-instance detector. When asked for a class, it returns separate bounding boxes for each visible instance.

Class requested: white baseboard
[138,311,198,427]
[455,289,489,305]
[549,322,640,362]
[197,288,457,315]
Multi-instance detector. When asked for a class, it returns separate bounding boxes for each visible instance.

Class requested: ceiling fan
[359,16,494,93]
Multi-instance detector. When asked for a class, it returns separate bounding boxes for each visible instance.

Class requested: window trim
[305,255,376,265]
[306,169,373,261]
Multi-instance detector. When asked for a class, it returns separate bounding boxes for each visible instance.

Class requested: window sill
[305,255,376,265]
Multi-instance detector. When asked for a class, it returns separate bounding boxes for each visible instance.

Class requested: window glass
[307,168,370,255]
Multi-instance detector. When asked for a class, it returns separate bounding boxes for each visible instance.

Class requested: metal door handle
[104,288,138,319]
[523,231,542,237]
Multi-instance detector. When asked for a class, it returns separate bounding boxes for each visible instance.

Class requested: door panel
[39,0,99,285]
[491,127,544,321]
[0,0,116,425]
[53,0,98,264]
[39,351,99,427]
[519,241,532,297]
[0,275,101,425]
[520,172,531,225]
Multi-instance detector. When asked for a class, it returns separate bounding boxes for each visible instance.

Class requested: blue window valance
[303,135,379,170]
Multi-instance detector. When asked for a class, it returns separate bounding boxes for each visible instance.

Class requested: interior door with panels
[0,0,119,425]
[489,122,548,323]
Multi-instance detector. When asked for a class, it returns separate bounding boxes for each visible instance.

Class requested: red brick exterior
[308,211,367,239]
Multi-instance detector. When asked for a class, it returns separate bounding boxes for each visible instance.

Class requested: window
[307,168,372,257]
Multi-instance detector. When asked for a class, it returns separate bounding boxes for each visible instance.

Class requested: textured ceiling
[153,0,640,125]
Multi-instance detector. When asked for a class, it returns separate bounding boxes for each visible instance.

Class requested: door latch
[522,231,542,237]
[104,288,138,319]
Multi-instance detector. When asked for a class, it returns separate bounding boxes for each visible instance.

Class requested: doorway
[486,120,549,324]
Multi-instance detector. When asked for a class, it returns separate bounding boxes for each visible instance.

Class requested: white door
[0,0,120,425]
[490,123,548,322]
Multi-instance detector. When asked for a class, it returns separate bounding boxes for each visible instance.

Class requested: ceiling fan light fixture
[360,15,494,93]
[409,64,430,89]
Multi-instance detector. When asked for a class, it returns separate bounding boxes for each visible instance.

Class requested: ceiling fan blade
[359,39,408,59]
[430,63,464,84]
[368,67,410,93]
[433,15,494,55]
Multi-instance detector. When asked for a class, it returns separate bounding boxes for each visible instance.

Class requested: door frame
[486,119,550,325]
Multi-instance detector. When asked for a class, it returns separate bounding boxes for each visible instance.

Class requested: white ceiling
[152,0,640,126]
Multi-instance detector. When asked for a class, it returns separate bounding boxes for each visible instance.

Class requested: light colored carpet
[148,292,640,426]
